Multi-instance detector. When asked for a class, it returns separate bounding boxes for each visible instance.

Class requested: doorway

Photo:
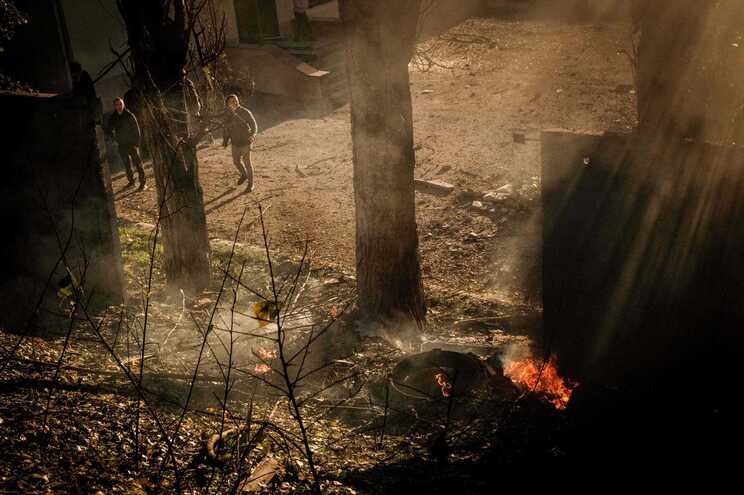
[234,0,280,43]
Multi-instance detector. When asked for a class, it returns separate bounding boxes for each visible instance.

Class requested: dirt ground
[0,16,643,494]
[114,16,636,314]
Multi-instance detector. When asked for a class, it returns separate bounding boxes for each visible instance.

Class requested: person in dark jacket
[70,61,101,123]
[70,61,97,104]
[107,97,146,190]
[222,94,258,191]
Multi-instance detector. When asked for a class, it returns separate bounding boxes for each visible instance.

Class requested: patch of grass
[119,225,162,269]
[210,238,266,266]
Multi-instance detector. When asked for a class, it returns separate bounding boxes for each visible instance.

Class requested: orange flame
[434,372,453,398]
[255,347,277,360]
[254,364,272,375]
[503,354,576,410]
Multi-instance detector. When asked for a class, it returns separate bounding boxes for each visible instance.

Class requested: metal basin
[390,349,482,401]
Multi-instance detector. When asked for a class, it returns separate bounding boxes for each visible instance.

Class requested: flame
[254,364,272,375]
[255,347,277,360]
[503,354,576,410]
[434,372,453,398]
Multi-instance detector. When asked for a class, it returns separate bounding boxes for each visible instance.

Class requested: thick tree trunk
[339,0,426,325]
[119,0,211,293]
[146,94,211,292]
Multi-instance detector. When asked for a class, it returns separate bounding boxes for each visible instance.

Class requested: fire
[254,364,272,375]
[255,347,277,360]
[434,372,453,398]
[503,354,576,410]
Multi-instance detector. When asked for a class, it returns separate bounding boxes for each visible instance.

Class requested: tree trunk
[119,0,211,293]
[339,0,426,325]
[147,95,211,292]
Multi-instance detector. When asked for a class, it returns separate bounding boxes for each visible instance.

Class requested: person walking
[222,94,258,191]
[107,97,146,190]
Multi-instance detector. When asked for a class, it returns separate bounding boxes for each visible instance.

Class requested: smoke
[353,318,423,354]
[498,340,532,368]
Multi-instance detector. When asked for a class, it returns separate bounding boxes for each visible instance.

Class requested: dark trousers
[118,143,145,185]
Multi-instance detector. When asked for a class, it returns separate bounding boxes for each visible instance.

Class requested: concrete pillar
[1,93,125,331]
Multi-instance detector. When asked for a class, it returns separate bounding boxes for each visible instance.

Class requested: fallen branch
[200,399,281,465]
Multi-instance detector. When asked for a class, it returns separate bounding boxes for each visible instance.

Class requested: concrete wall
[308,1,340,20]
[542,130,744,383]
[277,0,340,33]
[220,0,485,45]
[218,0,297,43]
[218,0,243,47]
[276,0,295,36]
[225,45,326,100]
[1,92,125,331]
